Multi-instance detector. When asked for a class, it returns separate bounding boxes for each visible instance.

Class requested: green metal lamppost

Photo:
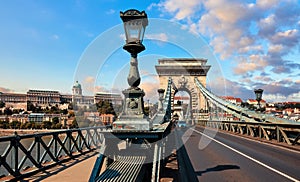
[254,89,264,112]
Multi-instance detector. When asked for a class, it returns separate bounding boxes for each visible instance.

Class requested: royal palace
[0,81,122,110]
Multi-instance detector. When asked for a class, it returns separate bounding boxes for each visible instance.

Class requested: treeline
[0,101,68,115]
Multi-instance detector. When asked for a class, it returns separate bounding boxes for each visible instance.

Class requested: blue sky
[0,0,300,102]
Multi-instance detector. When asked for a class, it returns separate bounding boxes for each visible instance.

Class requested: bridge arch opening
[173,89,192,121]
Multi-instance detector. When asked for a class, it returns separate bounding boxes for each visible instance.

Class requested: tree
[52,117,59,124]
[61,109,68,115]
[9,120,21,129]
[4,107,13,115]
[24,122,32,129]
[96,100,116,116]
[0,120,9,129]
[68,110,75,118]
[0,101,5,108]
[27,101,36,112]
[51,105,59,114]
[51,117,60,129]
[68,103,74,110]
[71,118,79,128]
[42,121,52,129]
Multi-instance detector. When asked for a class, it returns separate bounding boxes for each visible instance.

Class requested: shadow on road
[196,164,240,176]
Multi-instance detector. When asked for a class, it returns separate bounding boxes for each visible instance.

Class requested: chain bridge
[0,60,299,181]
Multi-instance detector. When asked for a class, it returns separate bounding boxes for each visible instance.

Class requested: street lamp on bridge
[112,9,150,131]
[254,88,264,112]
[120,9,148,87]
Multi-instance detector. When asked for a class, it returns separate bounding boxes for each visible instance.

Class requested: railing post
[54,133,58,161]
[13,132,20,175]
[69,131,72,156]
[79,130,82,151]
[246,125,249,135]
[259,125,262,139]
[276,126,280,142]
[36,135,41,165]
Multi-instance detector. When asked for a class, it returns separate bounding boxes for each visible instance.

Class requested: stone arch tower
[155,58,211,118]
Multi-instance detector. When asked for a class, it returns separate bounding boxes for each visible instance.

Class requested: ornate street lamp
[113,9,150,131]
[120,9,148,87]
[254,89,264,112]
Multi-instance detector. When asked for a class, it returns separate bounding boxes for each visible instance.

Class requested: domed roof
[73,81,81,88]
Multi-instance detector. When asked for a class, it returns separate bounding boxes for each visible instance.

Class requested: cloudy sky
[0,0,300,102]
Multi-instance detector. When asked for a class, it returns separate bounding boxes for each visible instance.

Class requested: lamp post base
[113,87,151,131]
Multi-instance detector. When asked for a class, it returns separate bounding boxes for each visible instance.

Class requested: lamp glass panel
[125,20,143,43]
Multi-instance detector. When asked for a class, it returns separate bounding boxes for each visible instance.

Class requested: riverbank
[0,129,65,137]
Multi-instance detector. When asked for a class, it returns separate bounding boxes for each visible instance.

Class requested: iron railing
[0,126,106,179]
[198,120,300,146]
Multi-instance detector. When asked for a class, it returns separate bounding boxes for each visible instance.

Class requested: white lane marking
[192,128,300,182]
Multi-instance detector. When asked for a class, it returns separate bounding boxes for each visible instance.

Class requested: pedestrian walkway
[23,152,99,182]
[20,149,179,182]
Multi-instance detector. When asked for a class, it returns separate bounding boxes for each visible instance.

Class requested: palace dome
[73,81,81,88]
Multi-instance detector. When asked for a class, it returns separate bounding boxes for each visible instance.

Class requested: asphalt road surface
[176,126,300,182]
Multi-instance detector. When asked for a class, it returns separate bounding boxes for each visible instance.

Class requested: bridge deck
[96,155,146,182]
[20,152,99,182]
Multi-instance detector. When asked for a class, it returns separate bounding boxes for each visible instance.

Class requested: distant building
[0,92,27,110]
[265,105,277,114]
[84,112,100,122]
[246,99,266,108]
[27,90,61,106]
[94,92,122,105]
[10,114,28,123]
[83,112,115,125]
[99,114,115,125]
[221,96,242,106]
[27,113,67,125]
[71,81,94,105]
[28,113,45,123]
[0,81,121,111]
[72,81,82,95]
[283,108,294,116]
[60,94,72,104]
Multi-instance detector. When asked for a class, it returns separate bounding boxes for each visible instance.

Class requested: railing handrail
[0,126,106,179]
[198,120,300,146]
[0,126,107,142]
[199,120,300,129]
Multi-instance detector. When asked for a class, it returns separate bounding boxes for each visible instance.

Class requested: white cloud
[106,9,115,15]
[84,76,95,84]
[156,0,202,20]
[51,34,59,40]
[264,91,300,102]
[233,54,268,74]
[271,29,299,45]
[145,33,168,42]
[256,0,279,9]
[268,44,283,53]
[238,45,263,53]
[287,91,300,101]
[94,85,108,93]
[263,93,287,102]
